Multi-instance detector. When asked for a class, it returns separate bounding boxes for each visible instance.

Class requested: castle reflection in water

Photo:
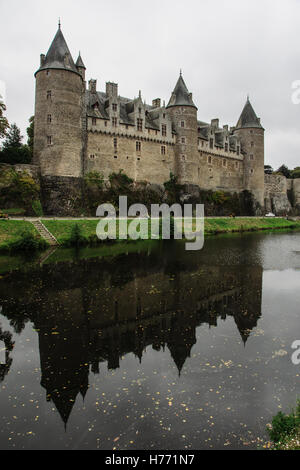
[0,240,263,427]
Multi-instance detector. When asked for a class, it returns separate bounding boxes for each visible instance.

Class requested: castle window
[137,118,143,131]
[113,137,118,149]
[112,103,117,112]
[225,143,228,152]
[162,124,167,136]
[163,113,166,119]
[138,107,142,114]
[181,137,186,144]
[237,146,240,155]
[47,114,52,124]
[180,121,185,128]
[47,136,52,145]
[182,155,185,161]
[114,155,118,159]
[47,90,52,100]
[208,156,212,164]
[161,146,166,155]
[92,118,96,126]
[250,154,254,160]
[90,154,95,159]
[209,138,213,149]
[235,161,239,169]
[251,141,254,147]
[112,117,117,127]
[136,141,141,152]
[223,159,227,167]
[105,121,108,127]
[250,168,254,174]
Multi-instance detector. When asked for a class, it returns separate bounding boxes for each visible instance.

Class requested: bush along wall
[0,165,43,216]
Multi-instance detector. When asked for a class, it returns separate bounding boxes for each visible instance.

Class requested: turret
[233,97,265,207]
[33,24,84,178]
[166,73,198,184]
[76,53,86,81]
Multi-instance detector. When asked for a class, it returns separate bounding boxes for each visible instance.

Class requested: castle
[32,24,266,209]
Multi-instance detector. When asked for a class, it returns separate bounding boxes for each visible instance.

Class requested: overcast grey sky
[1,0,300,169]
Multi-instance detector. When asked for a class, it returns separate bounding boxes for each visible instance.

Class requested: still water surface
[0,231,299,450]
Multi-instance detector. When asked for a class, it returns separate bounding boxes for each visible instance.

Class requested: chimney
[152,98,161,108]
[89,79,97,93]
[211,118,219,128]
[106,82,118,97]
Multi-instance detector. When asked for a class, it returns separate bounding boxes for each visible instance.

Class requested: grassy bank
[203,217,300,234]
[0,220,48,252]
[43,217,300,244]
[0,217,300,252]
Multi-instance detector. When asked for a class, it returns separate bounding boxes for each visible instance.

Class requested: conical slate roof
[166,73,197,109]
[36,26,79,75]
[236,97,263,129]
[76,53,86,69]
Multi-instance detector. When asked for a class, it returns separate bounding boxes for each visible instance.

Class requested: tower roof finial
[58,17,61,29]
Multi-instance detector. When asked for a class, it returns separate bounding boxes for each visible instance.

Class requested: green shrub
[84,171,104,190]
[66,223,86,247]
[267,399,300,446]
[9,230,48,252]
[32,199,43,217]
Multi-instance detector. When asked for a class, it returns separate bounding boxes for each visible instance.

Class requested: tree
[276,164,291,178]
[291,167,300,179]
[26,116,34,156]
[0,95,9,139]
[264,165,273,175]
[2,123,22,150]
[0,123,31,164]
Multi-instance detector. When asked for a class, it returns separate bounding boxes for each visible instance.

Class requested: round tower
[33,25,84,178]
[166,73,198,185]
[233,97,265,208]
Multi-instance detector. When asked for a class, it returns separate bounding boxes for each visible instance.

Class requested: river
[0,230,299,449]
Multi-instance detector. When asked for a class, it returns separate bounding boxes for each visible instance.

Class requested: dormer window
[112,117,117,127]
[162,124,167,136]
[112,103,117,112]
[180,121,185,128]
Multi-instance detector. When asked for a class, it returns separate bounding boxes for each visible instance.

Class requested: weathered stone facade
[32,26,269,213]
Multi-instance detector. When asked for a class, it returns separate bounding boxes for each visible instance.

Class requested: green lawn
[0,220,39,250]
[1,217,299,252]
[43,217,300,244]
[203,217,300,234]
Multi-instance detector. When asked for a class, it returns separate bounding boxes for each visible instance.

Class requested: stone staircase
[30,219,59,246]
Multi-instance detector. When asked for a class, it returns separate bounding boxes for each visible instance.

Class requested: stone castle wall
[85,131,175,185]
